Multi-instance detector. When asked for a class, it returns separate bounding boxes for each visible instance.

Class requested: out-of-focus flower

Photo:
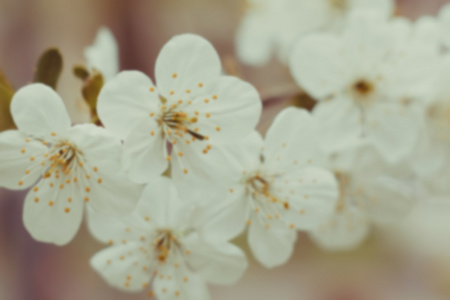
[289,10,437,163]
[413,55,450,199]
[89,176,247,300]
[310,143,415,251]
[0,84,140,245]
[97,34,262,184]
[235,0,394,66]
[84,27,119,81]
[175,107,338,268]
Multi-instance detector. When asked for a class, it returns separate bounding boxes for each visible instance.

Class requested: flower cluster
[1,0,450,299]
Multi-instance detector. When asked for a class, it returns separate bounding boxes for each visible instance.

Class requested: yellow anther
[172,73,178,78]
[21,148,26,154]
[48,201,54,206]
[98,178,103,184]
[150,87,155,92]
[65,207,71,213]
[198,82,203,87]
[85,187,91,192]
[34,197,39,203]
[212,94,218,100]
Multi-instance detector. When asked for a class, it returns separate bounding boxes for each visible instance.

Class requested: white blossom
[311,143,415,251]
[84,27,119,81]
[236,0,394,66]
[174,107,338,268]
[413,55,450,199]
[289,10,437,163]
[97,34,262,184]
[0,84,140,245]
[89,176,247,300]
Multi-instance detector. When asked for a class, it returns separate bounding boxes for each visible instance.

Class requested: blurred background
[0,0,450,299]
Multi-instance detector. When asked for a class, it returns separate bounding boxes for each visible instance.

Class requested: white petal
[85,27,119,81]
[86,171,142,216]
[0,130,46,189]
[235,12,274,66]
[349,0,394,19]
[192,188,250,242]
[155,34,221,99]
[136,177,185,229]
[122,118,167,184]
[68,124,142,215]
[11,84,71,138]
[186,76,262,141]
[263,107,319,170]
[97,71,159,139]
[439,3,450,49]
[248,217,297,268]
[312,97,363,155]
[23,177,84,245]
[310,209,370,252]
[279,167,339,230]
[68,124,122,174]
[364,103,418,163]
[183,235,248,285]
[359,176,415,223]
[154,257,210,300]
[171,131,262,202]
[289,34,348,99]
[90,243,152,292]
[87,207,149,244]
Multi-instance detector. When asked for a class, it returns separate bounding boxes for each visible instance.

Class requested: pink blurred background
[0,0,449,299]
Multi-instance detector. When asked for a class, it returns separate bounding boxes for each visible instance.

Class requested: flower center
[350,79,376,105]
[160,106,205,141]
[153,229,178,263]
[247,173,290,210]
[44,140,81,178]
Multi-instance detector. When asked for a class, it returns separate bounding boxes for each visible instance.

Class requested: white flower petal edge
[0,84,140,245]
[85,27,119,81]
[97,34,262,183]
[89,177,247,298]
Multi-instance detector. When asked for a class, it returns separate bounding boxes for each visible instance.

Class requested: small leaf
[73,65,90,81]
[0,84,15,131]
[0,66,15,131]
[0,67,14,94]
[34,48,63,90]
[81,71,104,125]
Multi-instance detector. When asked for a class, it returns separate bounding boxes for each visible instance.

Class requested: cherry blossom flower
[311,143,415,251]
[174,107,338,268]
[89,176,247,300]
[236,0,394,66]
[289,10,437,163]
[97,34,262,184]
[0,84,140,245]
[84,27,119,81]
